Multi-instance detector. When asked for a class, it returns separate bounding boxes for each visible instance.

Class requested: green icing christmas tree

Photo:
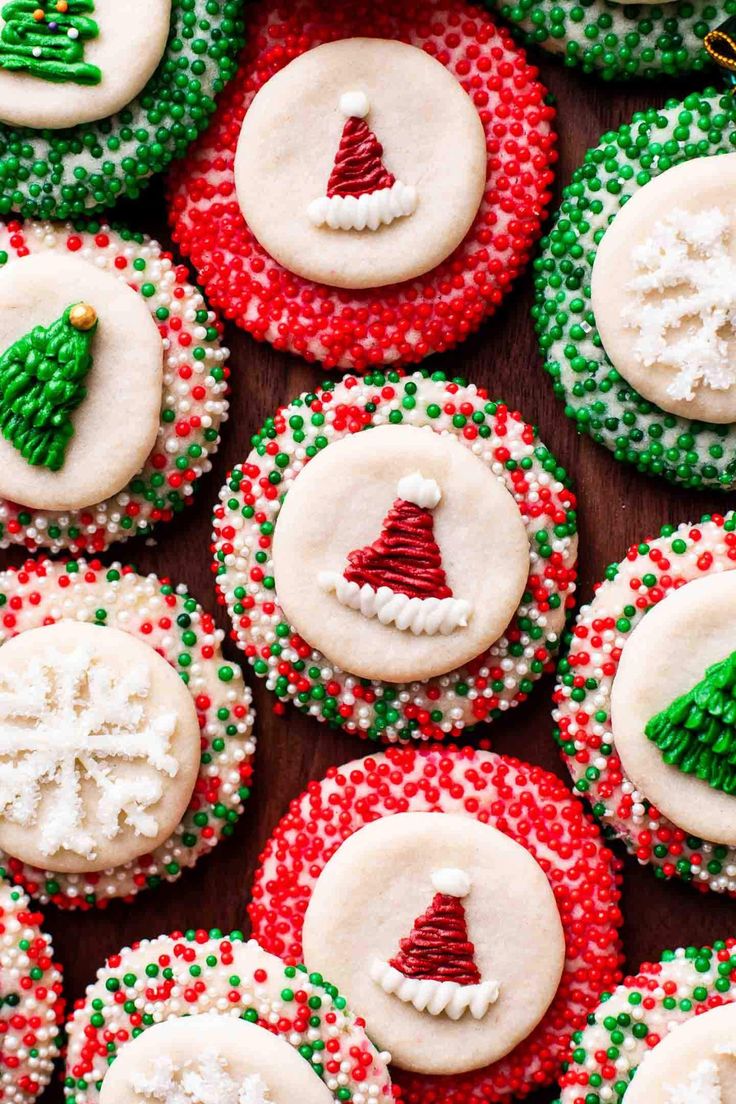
[645,650,736,795]
[0,301,97,471]
[0,0,101,86]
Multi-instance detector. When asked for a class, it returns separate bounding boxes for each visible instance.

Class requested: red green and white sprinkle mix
[168,0,557,372]
[554,511,736,894]
[64,932,394,1104]
[0,881,63,1104]
[0,219,229,555]
[212,370,578,743]
[533,90,736,493]
[0,557,255,909]
[249,746,623,1104]
[558,942,736,1104]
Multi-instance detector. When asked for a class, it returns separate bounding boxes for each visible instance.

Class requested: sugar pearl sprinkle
[559,942,736,1104]
[533,89,736,493]
[64,933,393,1104]
[249,746,624,1104]
[0,220,229,554]
[212,370,578,744]
[0,882,63,1104]
[553,511,736,895]
[168,0,557,371]
[0,557,255,909]
[0,0,244,220]
[488,0,734,81]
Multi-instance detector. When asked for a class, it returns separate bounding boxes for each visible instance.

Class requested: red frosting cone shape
[389,892,481,985]
[327,116,396,199]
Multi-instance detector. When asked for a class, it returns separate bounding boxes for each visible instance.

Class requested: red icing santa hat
[307,90,418,231]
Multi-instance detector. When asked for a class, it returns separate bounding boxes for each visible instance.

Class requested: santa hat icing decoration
[318,471,472,635]
[370,867,499,1020]
[307,90,418,232]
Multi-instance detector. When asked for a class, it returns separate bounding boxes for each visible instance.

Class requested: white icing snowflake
[132,1050,271,1104]
[0,645,180,860]
[664,1058,722,1104]
[625,206,736,401]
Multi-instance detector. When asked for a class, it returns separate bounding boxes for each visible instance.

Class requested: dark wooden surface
[15,41,736,1104]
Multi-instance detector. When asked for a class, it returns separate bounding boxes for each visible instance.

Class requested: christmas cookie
[485,1,735,81]
[553,510,736,894]
[212,370,578,743]
[169,0,557,370]
[65,932,393,1104]
[0,880,64,1104]
[0,219,228,554]
[249,747,623,1101]
[0,0,243,219]
[558,941,736,1104]
[534,89,736,492]
[0,556,255,908]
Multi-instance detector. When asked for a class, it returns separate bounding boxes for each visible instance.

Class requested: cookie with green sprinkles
[533,88,736,492]
[0,879,64,1104]
[558,941,736,1104]
[212,369,578,744]
[553,509,736,895]
[64,932,393,1104]
[0,555,255,909]
[0,0,244,219]
[0,219,229,554]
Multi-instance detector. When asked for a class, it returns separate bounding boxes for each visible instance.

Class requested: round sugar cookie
[301,811,565,1075]
[0,251,163,511]
[65,933,393,1104]
[213,370,578,744]
[0,556,255,907]
[234,37,486,290]
[553,510,736,895]
[0,0,244,219]
[535,90,736,492]
[558,941,736,1104]
[0,881,63,1104]
[0,220,228,554]
[169,0,557,370]
[0,0,171,131]
[271,424,530,683]
[249,746,624,1103]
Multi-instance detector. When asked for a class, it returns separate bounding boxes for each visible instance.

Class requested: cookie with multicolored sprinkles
[0,556,255,909]
[552,510,736,895]
[0,219,228,554]
[212,369,578,744]
[533,89,736,492]
[249,746,623,1102]
[0,0,244,220]
[64,932,393,1104]
[168,0,557,371]
[558,941,736,1104]
[486,0,735,81]
[0,880,64,1104]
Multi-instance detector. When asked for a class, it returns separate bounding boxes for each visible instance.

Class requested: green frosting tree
[646,650,736,795]
[0,301,97,471]
[0,0,101,86]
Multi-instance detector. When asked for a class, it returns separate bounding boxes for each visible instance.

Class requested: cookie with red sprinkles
[0,219,229,555]
[64,932,393,1104]
[167,0,557,371]
[249,746,623,1102]
[0,556,255,909]
[558,941,736,1104]
[553,510,736,895]
[0,880,63,1104]
[212,369,578,743]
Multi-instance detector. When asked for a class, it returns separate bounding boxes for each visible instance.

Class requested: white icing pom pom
[339,90,370,118]
[431,867,471,897]
[397,471,442,509]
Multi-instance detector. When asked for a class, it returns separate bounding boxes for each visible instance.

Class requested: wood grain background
[9,37,736,1104]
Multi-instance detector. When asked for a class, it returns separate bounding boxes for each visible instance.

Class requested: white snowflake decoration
[0,645,180,860]
[624,205,736,401]
[132,1050,272,1104]
[664,1058,722,1104]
